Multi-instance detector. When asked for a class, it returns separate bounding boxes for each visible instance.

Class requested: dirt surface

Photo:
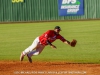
[0,61,100,75]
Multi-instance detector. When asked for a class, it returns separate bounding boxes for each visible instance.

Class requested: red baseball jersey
[39,30,66,46]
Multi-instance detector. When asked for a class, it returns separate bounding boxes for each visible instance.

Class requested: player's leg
[28,44,45,56]
[27,43,45,63]
[20,37,39,61]
[23,37,40,55]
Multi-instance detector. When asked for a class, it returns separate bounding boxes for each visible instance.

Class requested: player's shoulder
[45,30,55,34]
[47,30,54,32]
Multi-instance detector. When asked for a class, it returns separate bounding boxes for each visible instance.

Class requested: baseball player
[20,26,77,63]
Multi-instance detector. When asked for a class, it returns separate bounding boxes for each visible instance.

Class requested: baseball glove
[70,39,77,47]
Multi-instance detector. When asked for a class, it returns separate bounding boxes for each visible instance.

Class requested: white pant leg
[27,43,45,57]
[23,37,39,55]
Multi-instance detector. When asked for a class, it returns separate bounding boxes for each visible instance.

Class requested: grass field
[0,20,100,64]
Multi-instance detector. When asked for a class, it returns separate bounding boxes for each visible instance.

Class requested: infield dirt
[0,61,100,75]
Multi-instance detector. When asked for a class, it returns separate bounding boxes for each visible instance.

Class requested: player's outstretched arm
[47,40,57,49]
[64,40,77,47]
[64,40,71,45]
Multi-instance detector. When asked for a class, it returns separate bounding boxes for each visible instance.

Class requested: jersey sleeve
[57,34,66,42]
[39,30,53,45]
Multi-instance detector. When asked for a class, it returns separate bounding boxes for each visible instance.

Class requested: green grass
[0,20,100,64]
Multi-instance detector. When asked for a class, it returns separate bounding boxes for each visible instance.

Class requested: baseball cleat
[20,52,25,61]
[27,54,32,63]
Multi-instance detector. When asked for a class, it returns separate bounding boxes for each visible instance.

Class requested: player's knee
[33,52,39,55]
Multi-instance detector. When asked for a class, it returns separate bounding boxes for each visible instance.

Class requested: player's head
[54,26,61,34]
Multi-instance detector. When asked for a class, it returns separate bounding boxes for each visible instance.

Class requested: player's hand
[50,45,57,49]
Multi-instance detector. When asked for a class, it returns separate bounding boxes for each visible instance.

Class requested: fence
[0,0,100,22]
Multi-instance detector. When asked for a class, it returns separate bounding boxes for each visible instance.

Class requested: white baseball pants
[23,37,45,57]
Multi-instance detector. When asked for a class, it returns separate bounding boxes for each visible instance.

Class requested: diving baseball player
[20,26,77,63]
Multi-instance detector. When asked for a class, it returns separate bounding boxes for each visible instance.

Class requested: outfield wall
[0,0,100,22]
